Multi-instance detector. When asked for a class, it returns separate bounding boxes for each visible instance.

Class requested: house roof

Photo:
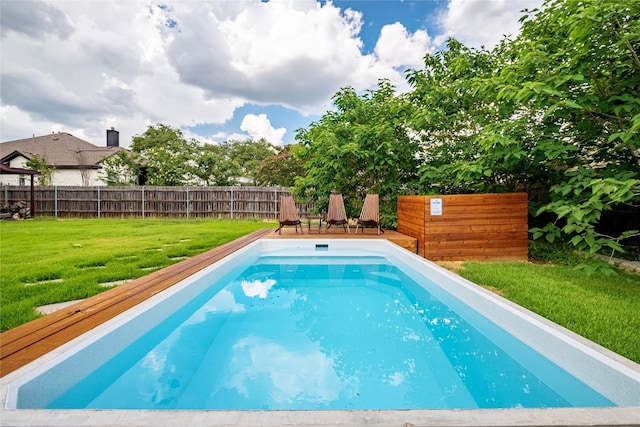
[0,162,40,175]
[0,132,124,168]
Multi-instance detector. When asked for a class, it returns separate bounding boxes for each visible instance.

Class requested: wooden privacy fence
[0,186,312,219]
[397,193,529,261]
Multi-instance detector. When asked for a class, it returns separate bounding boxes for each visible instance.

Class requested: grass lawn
[458,261,640,364]
[0,217,276,331]
[1,218,639,365]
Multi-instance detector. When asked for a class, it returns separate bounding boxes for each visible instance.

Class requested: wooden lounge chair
[326,193,350,233]
[275,195,303,234]
[355,194,384,235]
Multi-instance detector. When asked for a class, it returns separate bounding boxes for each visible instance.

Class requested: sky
[0,0,544,149]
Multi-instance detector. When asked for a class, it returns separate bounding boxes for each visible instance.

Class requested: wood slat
[425,247,529,257]
[425,239,529,249]
[426,223,528,232]
[422,193,528,205]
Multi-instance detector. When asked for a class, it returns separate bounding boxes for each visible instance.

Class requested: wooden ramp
[0,227,416,377]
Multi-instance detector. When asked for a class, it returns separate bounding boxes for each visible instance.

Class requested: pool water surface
[32,256,611,409]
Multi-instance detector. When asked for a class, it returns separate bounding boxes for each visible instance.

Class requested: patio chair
[275,195,303,235]
[355,194,384,235]
[326,193,350,233]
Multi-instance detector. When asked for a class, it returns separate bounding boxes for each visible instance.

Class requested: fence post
[54,186,58,218]
[274,187,278,219]
[230,187,234,219]
[186,187,190,219]
[142,186,145,219]
[97,186,101,218]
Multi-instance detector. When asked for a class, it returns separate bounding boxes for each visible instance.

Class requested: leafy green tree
[25,154,55,186]
[193,143,241,186]
[295,79,421,226]
[225,139,277,185]
[500,0,640,260]
[130,124,198,186]
[406,38,555,197]
[99,150,139,185]
[256,143,305,187]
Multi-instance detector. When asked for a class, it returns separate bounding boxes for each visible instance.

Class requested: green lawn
[0,218,276,330]
[458,261,640,364]
[1,217,638,364]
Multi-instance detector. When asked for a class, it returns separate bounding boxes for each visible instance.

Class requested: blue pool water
[42,255,612,410]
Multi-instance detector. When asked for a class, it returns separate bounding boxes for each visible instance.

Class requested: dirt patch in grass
[435,261,465,274]
[482,285,506,297]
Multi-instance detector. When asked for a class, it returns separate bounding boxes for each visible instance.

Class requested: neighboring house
[0,129,125,186]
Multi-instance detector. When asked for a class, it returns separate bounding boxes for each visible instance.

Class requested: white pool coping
[2,238,640,426]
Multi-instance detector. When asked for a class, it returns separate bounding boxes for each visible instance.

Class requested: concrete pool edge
[2,237,640,426]
[1,407,639,426]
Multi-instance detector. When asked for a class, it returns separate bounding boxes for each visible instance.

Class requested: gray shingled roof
[0,132,123,168]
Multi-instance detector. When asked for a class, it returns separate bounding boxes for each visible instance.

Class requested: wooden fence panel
[0,186,314,220]
[398,193,528,261]
[99,186,143,218]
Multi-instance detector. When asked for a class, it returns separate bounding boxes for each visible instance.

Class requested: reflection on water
[45,256,613,410]
[226,335,344,405]
[241,278,277,299]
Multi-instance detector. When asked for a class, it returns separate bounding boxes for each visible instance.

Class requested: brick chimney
[106,127,119,147]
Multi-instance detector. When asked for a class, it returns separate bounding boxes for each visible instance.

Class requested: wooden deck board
[0,227,416,377]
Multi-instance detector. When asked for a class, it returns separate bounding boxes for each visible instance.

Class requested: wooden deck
[0,227,416,377]
[269,223,417,253]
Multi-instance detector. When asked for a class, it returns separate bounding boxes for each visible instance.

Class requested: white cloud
[437,0,543,49]
[0,0,73,40]
[160,0,381,114]
[374,22,433,70]
[240,114,287,146]
[0,1,244,147]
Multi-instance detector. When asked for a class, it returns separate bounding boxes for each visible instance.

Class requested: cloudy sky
[0,0,543,149]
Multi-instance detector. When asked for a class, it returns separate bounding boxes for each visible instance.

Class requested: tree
[406,38,555,197]
[99,150,139,186]
[25,154,55,186]
[499,0,640,260]
[130,124,198,186]
[193,143,241,186]
[295,79,421,226]
[225,139,277,185]
[256,143,305,187]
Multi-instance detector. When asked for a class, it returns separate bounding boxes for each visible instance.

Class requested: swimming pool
[2,239,640,425]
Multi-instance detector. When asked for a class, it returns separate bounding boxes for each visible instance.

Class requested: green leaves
[294,79,421,223]
[26,154,55,186]
[99,150,139,186]
[533,169,640,264]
